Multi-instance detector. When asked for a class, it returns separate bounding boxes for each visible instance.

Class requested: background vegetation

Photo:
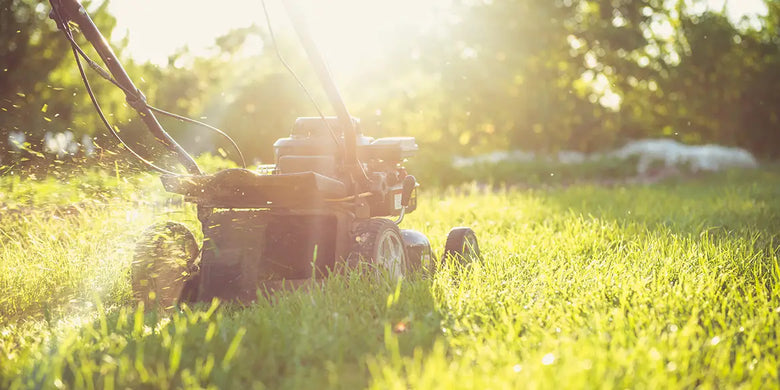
[2,2,779,387]
[1,167,778,388]
[1,0,779,178]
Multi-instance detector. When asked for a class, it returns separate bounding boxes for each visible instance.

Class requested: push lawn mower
[49,0,480,307]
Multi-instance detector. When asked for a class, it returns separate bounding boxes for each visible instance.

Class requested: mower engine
[274,117,419,217]
[148,116,433,303]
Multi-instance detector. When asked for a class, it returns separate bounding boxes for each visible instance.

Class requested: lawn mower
[48,0,480,307]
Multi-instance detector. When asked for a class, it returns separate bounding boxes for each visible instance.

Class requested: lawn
[1,167,778,389]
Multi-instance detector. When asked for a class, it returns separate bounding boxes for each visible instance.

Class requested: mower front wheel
[442,227,481,266]
[132,221,200,309]
[350,219,408,279]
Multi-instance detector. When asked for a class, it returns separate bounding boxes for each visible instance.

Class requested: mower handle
[49,0,202,175]
[282,0,370,191]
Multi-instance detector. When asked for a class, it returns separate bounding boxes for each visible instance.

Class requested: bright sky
[109,0,451,76]
[109,0,768,74]
[704,0,768,20]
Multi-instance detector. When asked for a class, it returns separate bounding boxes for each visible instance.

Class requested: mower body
[159,117,428,301]
[49,0,478,307]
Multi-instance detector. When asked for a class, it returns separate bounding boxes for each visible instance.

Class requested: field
[1,167,779,389]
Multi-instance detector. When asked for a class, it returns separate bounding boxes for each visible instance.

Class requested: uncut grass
[0,171,198,322]
[1,168,778,389]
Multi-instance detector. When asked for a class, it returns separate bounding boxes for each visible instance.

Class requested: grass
[1,167,778,389]
[410,153,640,187]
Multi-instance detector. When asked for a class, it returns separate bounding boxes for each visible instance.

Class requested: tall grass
[1,167,778,388]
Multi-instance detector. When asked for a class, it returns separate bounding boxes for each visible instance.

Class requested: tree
[0,0,129,166]
[0,0,71,162]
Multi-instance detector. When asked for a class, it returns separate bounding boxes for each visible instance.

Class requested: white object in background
[452,138,759,174]
[8,131,26,150]
[81,134,96,156]
[44,131,79,158]
[453,150,536,168]
[611,139,758,174]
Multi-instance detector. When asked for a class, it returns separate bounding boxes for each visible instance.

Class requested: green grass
[1,167,779,389]
[410,154,641,187]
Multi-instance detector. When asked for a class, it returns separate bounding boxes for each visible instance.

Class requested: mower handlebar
[48,0,202,175]
[281,0,371,192]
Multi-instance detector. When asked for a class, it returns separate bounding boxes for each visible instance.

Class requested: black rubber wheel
[132,222,200,309]
[349,219,408,279]
[401,229,433,274]
[442,227,480,265]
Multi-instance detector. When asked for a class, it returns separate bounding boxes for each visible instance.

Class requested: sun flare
[109,0,451,78]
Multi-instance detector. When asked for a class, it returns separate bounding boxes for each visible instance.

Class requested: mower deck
[160,168,348,208]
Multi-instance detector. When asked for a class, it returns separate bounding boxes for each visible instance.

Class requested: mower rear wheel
[132,222,199,309]
[350,219,408,279]
[442,227,481,266]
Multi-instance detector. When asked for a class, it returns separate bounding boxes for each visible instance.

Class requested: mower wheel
[442,227,481,266]
[401,229,433,274]
[132,222,200,309]
[350,219,407,279]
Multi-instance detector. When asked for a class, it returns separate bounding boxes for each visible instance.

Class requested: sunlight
[294,0,451,75]
[109,0,451,78]
[703,0,768,26]
[706,0,768,18]
[109,0,768,80]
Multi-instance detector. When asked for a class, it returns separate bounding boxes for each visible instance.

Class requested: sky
[109,0,769,73]
[704,0,768,19]
[109,0,451,75]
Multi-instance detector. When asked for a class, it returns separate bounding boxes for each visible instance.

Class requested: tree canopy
[1,0,778,172]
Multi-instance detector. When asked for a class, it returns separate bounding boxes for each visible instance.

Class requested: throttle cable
[51,6,183,176]
[260,0,342,151]
[53,8,247,173]
[260,0,374,191]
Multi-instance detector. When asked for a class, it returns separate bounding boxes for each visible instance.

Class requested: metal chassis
[194,206,358,301]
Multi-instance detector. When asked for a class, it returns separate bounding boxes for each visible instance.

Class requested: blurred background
[1,0,778,183]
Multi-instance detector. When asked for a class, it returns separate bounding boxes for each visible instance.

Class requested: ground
[1,167,778,389]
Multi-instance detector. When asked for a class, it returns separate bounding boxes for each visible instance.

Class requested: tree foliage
[1,0,778,171]
[0,0,130,166]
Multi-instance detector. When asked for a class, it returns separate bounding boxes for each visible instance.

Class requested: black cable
[260,0,343,150]
[146,106,247,168]
[66,30,183,176]
[49,2,179,174]
[263,0,376,192]
[63,32,247,169]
